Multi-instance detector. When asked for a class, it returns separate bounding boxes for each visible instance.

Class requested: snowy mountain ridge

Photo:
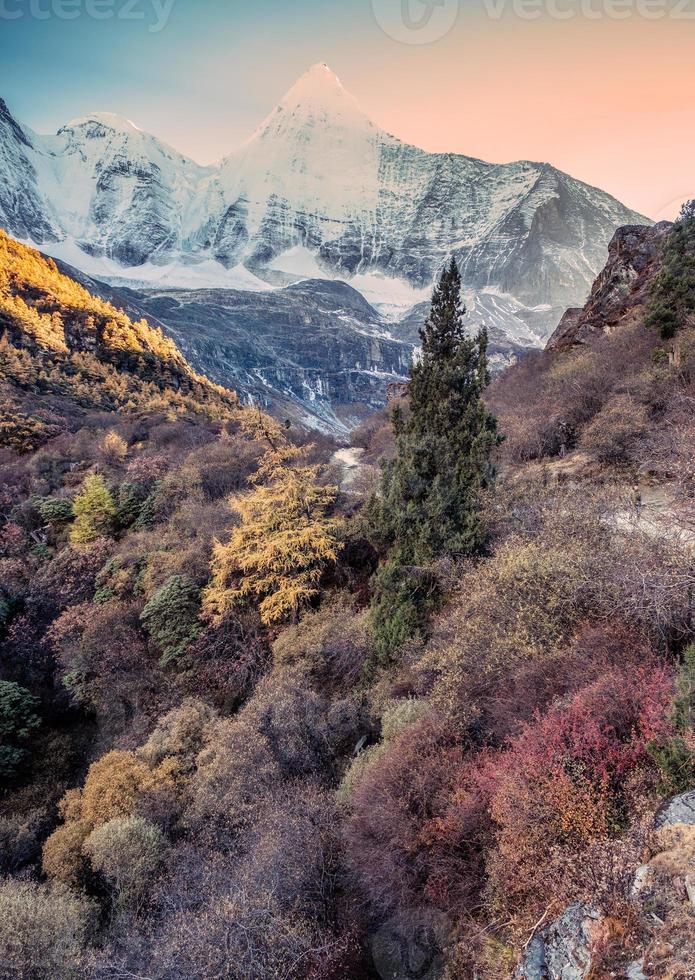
[0,64,648,348]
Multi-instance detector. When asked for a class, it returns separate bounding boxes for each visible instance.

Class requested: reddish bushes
[487,320,659,466]
[484,622,658,741]
[484,663,675,924]
[345,718,488,915]
[346,659,677,936]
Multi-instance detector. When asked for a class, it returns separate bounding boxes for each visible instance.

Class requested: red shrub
[29,539,112,614]
[0,522,25,558]
[48,601,176,746]
[518,663,673,782]
[345,718,490,916]
[484,663,675,921]
[348,661,675,932]
[484,621,655,741]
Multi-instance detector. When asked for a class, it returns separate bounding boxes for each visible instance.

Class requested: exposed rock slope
[547,222,672,352]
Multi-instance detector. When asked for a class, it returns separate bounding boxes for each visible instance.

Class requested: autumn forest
[0,211,694,980]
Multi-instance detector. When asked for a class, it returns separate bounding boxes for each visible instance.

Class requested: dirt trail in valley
[331,447,368,491]
[610,483,695,548]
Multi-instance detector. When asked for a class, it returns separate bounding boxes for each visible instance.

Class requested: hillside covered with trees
[0,231,240,453]
[0,214,694,980]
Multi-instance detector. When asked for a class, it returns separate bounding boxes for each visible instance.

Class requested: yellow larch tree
[204,416,343,626]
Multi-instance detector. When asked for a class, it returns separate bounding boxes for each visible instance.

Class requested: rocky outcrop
[525,793,695,980]
[544,307,583,352]
[55,263,415,433]
[654,789,695,829]
[517,905,610,980]
[629,818,695,978]
[0,99,60,243]
[546,222,672,352]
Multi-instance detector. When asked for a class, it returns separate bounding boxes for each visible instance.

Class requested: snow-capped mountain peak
[275,62,372,125]
[237,62,376,157]
[205,64,384,269]
[60,112,143,135]
[17,104,210,265]
[0,69,649,346]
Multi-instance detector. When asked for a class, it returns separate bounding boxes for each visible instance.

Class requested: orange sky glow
[327,16,695,221]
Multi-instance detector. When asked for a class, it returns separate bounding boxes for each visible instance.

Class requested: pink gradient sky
[349,16,693,221]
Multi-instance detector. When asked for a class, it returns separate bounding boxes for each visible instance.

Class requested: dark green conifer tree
[369,258,499,663]
[647,199,695,340]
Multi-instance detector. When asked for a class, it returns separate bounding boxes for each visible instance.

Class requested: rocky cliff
[546,222,672,352]
[50,262,416,434]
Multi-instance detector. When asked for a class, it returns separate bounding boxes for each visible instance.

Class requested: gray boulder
[517,904,607,980]
[371,910,450,980]
[654,790,695,829]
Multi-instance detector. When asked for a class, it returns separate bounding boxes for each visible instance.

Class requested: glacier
[0,64,651,430]
[0,64,647,333]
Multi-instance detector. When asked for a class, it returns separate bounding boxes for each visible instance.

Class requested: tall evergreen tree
[369,259,499,661]
[374,258,498,565]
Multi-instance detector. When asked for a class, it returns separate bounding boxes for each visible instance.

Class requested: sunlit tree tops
[0,230,239,422]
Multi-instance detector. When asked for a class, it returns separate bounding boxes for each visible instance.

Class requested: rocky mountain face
[0,65,650,429]
[0,99,60,244]
[391,289,557,367]
[2,67,645,320]
[547,221,672,352]
[53,261,416,433]
[127,279,415,433]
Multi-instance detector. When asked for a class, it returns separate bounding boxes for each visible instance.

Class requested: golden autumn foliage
[100,429,128,464]
[42,749,178,885]
[205,415,343,626]
[0,230,239,424]
[70,473,117,545]
[0,230,179,360]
